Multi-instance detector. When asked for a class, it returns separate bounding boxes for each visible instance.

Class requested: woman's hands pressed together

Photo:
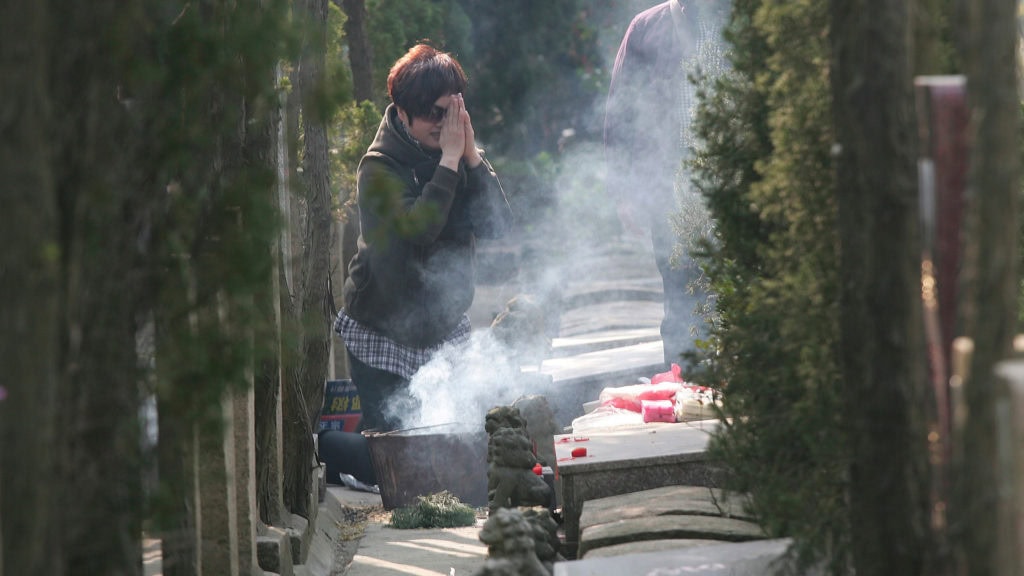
[439,94,482,171]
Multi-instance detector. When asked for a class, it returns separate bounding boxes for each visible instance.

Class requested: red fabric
[603,396,642,412]
[650,363,684,384]
[600,380,686,412]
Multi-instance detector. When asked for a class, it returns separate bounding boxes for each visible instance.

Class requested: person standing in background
[336,43,513,432]
[604,0,730,367]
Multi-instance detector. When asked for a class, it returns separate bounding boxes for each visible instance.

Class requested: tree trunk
[830,0,931,573]
[285,65,303,297]
[255,265,288,527]
[154,375,198,576]
[955,0,1020,573]
[0,2,63,574]
[282,0,334,518]
[338,0,375,103]
[254,62,290,528]
[53,3,147,574]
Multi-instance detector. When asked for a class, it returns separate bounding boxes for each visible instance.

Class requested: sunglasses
[420,105,448,123]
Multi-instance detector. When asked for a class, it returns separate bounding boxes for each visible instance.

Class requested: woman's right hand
[439,96,465,172]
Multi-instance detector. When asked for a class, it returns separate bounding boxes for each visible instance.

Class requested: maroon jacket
[604,0,696,217]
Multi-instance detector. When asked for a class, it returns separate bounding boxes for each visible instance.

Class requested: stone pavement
[329,484,488,576]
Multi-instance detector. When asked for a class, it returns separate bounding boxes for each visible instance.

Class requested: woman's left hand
[455,94,483,168]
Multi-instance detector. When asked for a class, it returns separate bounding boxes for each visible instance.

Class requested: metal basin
[363,424,488,510]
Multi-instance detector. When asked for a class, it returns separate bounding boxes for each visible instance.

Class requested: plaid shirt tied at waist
[333,309,472,380]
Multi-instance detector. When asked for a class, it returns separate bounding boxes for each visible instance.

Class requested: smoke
[385,329,546,433]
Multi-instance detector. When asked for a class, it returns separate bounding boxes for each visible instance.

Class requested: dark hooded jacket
[343,104,513,348]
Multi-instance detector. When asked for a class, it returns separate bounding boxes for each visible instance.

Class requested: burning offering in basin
[363,424,489,510]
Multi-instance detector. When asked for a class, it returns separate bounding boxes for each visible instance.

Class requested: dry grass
[336,504,385,541]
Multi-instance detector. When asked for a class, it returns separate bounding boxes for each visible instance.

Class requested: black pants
[346,350,416,433]
[318,429,377,486]
[651,215,707,366]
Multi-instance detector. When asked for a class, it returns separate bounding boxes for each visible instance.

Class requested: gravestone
[194,389,263,575]
[553,421,723,558]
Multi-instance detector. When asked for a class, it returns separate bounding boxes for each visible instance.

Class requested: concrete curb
[294,489,347,576]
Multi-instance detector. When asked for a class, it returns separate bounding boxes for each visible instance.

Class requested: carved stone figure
[470,558,520,576]
[522,506,565,572]
[484,406,552,514]
[485,405,526,437]
[472,508,550,576]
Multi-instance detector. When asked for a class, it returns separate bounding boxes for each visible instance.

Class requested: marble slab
[554,538,820,576]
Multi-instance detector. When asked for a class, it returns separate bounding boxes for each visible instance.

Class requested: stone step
[579,485,755,534]
[549,327,661,358]
[521,340,666,430]
[560,288,663,310]
[557,300,663,339]
[555,538,816,576]
[577,514,767,558]
[580,538,723,559]
[538,340,665,387]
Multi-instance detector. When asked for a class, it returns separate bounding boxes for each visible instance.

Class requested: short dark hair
[387,44,468,119]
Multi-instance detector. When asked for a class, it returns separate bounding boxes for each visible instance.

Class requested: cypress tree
[692,0,848,572]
